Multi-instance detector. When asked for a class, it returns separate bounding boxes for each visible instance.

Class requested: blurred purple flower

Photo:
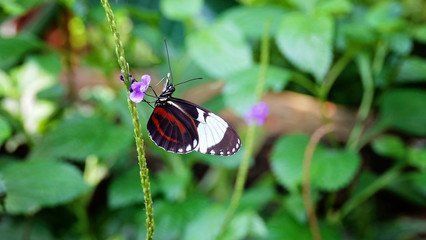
[129,74,151,103]
[245,102,269,126]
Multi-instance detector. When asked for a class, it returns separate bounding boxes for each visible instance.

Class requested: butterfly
[145,72,241,156]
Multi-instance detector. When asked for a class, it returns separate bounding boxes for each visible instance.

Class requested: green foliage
[31,115,133,161]
[377,89,426,136]
[186,20,253,78]
[271,134,360,191]
[0,0,425,239]
[0,160,90,214]
[276,13,334,82]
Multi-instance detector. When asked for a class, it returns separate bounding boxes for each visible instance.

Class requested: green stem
[333,163,403,221]
[100,1,154,239]
[290,71,319,95]
[319,49,355,101]
[346,53,375,151]
[217,19,271,239]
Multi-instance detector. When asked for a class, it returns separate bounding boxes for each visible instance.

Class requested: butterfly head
[157,73,175,103]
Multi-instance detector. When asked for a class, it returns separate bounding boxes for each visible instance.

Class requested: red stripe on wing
[154,107,186,133]
[151,115,179,143]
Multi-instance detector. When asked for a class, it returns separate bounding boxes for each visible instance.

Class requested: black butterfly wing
[147,102,199,154]
[170,97,241,156]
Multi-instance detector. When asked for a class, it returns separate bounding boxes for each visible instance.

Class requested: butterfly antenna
[174,77,203,86]
[164,38,174,84]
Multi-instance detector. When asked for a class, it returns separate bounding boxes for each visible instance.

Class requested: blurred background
[0,0,425,239]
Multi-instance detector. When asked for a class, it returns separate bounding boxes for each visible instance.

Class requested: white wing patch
[195,108,228,154]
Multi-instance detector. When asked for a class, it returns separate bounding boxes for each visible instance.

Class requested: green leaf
[371,135,406,160]
[0,217,55,240]
[227,211,267,239]
[0,0,45,15]
[266,212,342,240]
[412,24,426,43]
[276,13,334,82]
[365,1,405,33]
[160,0,202,20]
[0,34,43,69]
[283,192,307,223]
[108,168,144,209]
[396,57,426,83]
[408,147,426,170]
[377,89,426,136]
[271,134,309,191]
[387,32,412,56]
[186,21,253,78]
[271,134,360,191]
[221,6,287,38]
[155,195,209,240]
[0,160,90,214]
[183,204,226,240]
[239,176,275,212]
[0,115,12,146]
[223,65,291,115]
[310,148,361,191]
[31,115,133,161]
[157,169,191,201]
[315,0,353,15]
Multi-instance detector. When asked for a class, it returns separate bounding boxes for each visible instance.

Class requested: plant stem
[346,53,375,151]
[100,1,154,239]
[303,124,335,240]
[217,19,271,239]
[335,163,403,220]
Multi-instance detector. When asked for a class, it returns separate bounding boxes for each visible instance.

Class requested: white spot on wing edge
[178,148,183,153]
[210,150,215,154]
[186,145,192,151]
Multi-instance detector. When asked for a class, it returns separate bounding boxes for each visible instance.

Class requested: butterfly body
[147,76,241,156]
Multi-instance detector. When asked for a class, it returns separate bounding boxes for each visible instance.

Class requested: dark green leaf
[0,217,55,240]
[371,135,406,160]
[155,195,209,240]
[223,65,291,115]
[0,160,90,214]
[266,212,342,240]
[221,6,287,38]
[396,57,426,83]
[108,168,144,209]
[0,34,43,69]
[276,12,334,82]
[377,89,426,136]
[31,115,133,161]
[160,0,202,20]
[186,21,253,78]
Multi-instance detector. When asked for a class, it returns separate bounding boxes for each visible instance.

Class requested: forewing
[147,103,199,154]
[170,98,241,156]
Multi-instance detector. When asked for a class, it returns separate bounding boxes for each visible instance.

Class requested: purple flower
[129,74,151,103]
[245,102,269,126]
